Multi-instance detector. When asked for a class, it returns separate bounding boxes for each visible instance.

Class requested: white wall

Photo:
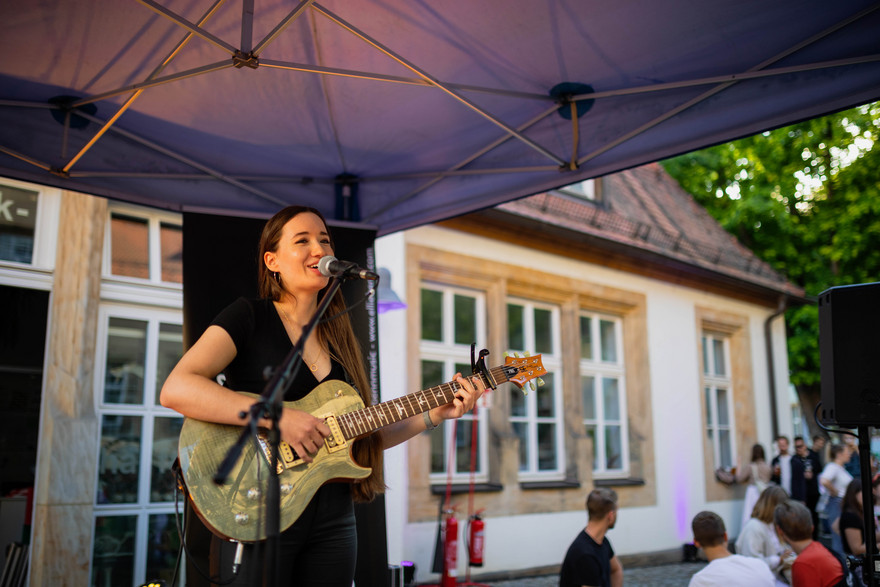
[375,231,411,569]
[375,226,789,579]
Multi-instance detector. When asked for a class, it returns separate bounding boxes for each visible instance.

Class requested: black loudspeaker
[819,282,880,426]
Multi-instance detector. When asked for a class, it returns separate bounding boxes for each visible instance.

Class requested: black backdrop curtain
[182,212,387,586]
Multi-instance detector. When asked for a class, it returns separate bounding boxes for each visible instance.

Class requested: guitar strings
[336,365,515,440]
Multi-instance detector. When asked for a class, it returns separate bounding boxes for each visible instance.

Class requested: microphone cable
[170,461,241,586]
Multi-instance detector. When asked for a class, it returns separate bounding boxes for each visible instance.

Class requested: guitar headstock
[503,353,546,394]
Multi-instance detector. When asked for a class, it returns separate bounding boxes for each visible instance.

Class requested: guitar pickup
[255,414,348,472]
[256,431,297,473]
[322,414,347,454]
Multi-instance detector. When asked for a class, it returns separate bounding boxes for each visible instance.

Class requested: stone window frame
[406,243,655,521]
[695,306,756,503]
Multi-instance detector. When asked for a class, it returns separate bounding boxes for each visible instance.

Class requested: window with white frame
[0,182,39,264]
[0,178,60,279]
[91,306,185,587]
[556,178,597,202]
[580,312,628,476]
[702,332,735,470]
[420,285,488,481]
[507,299,564,478]
[105,208,182,285]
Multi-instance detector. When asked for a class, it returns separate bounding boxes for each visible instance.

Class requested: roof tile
[497,162,803,297]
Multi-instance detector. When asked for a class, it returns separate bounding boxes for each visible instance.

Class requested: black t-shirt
[559,530,614,587]
[839,509,865,555]
[211,297,347,400]
[796,450,822,498]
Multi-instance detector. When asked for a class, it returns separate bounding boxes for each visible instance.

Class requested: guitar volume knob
[280,483,293,495]
[234,512,249,525]
[247,487,261,500]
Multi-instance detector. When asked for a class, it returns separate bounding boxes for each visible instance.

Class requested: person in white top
[818,443,853,553]
[735,486,794,586]
[771,435,806,501]
[688,511,775,587]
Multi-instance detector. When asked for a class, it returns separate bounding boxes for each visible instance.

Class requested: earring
[273,271,282,285]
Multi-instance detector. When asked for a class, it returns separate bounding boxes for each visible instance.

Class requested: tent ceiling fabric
[1,0,879,235]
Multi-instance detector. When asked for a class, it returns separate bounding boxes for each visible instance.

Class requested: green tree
[661,102,880,436]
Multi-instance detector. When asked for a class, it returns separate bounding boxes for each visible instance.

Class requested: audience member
[837,478,879,558]
[717,443,773,534]
[818,443,853,553]
[812,435,827,470]
[734,444,774,533]
[735,486,794,586]
[873,474,880,532]
[772,435,806,501]
[559,488,623,587]
[687,511,775,586]
[795,435,823,539]
[844,436,861,479]
[774,500,852,587]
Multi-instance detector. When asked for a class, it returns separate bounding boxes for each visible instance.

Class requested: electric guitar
[178,354,546,542]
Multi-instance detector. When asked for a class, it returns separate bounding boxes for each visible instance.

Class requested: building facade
[376,164,804,580]
[1,179,185,586]
[0,163,803,585]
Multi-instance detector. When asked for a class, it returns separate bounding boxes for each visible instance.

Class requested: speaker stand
[857,425,877,587]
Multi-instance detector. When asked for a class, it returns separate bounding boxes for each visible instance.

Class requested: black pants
[187,484,357,586]
[806,491,820,539]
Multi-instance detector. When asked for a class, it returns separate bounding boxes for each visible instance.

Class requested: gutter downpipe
[765,295,789,440]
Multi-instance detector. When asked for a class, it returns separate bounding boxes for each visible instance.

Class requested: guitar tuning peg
[536,377,545,387]
[524,351,531,357]
[529,381,536,391]
[504,351,509,357]
[514,352,521,358]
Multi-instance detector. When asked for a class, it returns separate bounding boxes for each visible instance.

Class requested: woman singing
[161,205,485,586]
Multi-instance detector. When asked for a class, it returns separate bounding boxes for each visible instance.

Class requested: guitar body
[178,381,371,542]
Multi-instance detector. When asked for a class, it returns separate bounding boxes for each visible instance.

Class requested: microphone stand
[213,275,345,586]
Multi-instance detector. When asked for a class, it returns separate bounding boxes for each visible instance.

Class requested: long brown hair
[258,205,385,502]
[751,485,788,523]
[843,479,862,515]
[750,443,765,463]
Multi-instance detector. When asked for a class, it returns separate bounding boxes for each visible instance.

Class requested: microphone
[317,256,379,280]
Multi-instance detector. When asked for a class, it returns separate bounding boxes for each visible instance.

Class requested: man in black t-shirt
[559,488,623,587]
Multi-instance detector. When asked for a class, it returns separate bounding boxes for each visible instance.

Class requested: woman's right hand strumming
[277,408,331,463]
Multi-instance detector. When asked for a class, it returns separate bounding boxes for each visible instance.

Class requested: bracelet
[423,410,438,431]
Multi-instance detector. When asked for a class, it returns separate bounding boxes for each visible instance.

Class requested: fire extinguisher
[467,509,485,567]
[441,508,459,587]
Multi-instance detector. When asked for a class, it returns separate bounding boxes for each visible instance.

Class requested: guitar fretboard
[336,366,509,440]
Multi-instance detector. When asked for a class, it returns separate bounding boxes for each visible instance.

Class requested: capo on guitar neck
[470,343,498,391]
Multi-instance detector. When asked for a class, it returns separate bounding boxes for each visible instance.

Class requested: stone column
[30,191,106,586]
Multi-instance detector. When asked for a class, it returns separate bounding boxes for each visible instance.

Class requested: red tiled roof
[497,162,804,298]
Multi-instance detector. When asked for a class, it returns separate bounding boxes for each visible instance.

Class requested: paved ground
[479,561,708,587]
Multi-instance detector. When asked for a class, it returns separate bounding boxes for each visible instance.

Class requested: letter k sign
[0,192,13,222]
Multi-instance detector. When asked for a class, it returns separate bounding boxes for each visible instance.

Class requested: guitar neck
[335,367,507,440]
